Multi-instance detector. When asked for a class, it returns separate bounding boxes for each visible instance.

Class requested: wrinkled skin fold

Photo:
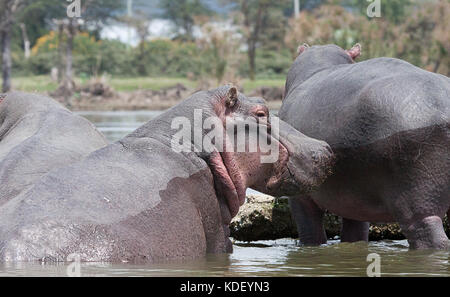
[0,86,333,262]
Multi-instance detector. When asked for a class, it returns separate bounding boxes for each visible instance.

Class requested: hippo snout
[288,137,335,192]
[308,140,335,184]
[273,119,335,196]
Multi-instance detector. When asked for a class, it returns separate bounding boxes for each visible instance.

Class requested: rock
[369,223,405,241]
[230,194,450,242]
[230,194,297,241]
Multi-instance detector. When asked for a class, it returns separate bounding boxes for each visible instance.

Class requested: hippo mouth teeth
[208,151,246,218]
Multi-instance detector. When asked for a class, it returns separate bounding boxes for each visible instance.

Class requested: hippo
[0,92,108,206]
[279,44,450,249]
[0,86,333,262]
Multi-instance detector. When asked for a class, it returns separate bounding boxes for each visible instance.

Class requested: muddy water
[1,111,446,277]
[0,239,449,276]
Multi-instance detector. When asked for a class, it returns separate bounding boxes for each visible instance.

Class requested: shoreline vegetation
[2,75,285,111]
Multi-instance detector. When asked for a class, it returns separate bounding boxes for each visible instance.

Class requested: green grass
[109,77,198,92]
[241,78,285,92]
[3,75,285,93]
[7,75,58,93]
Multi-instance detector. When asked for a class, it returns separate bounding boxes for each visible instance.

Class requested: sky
[101,19,174,46]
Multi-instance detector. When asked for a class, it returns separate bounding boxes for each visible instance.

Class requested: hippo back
[280,57,450,151]
[0,92,108,205]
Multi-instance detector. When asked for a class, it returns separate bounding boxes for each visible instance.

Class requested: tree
[196,22,241,83]
[62,0,123,97]
[17,0,73,86]
[396,0,450,76]
[0,0,23,92]
[0,0,123,96]
[231,0,290,80]
[160,0,213,41]
[20,0,124,98]
[128,14,151,75]
[19,23,30,59]
[119,0,152,75]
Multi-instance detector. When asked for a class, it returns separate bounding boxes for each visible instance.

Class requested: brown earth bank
[52,82,193,111]
[49,81,285,111]
[231,194,450,242]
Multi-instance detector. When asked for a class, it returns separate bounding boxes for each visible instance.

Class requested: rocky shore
[230,194,450,242]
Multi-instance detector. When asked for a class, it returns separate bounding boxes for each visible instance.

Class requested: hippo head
[285,43,361,97]
[172,85,334,218]
[296,43,361,61]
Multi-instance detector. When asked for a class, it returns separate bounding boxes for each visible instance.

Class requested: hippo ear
[225,86,238,108]
[296,43,309,56]
[346,43,361,60]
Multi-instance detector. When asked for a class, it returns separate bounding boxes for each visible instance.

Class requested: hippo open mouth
[207,129,293,218]
[208,150,247,218]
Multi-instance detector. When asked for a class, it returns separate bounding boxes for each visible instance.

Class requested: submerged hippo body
[0,86,333,262]
[0,92,107,206]
[280,44,450,249]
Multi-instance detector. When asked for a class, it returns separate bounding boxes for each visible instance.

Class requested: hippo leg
[341,219,369,243]
[398,216,450,250]
[391,174,449,249]
[393,189,450,249]
[289,195,327,245]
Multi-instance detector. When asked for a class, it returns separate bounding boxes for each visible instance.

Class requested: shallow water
[76,110,164,142]
[2,110,442,277]
[0,239,449,276]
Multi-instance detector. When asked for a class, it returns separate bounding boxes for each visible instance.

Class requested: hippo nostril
[256,111,267,117]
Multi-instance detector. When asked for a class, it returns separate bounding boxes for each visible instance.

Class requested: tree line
[0,0,448,94]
